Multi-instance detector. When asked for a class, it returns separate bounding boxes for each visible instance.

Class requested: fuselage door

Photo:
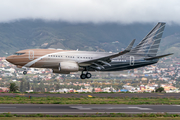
[130,56,134,66]
[29,50,34,60]
[76,55,80,62]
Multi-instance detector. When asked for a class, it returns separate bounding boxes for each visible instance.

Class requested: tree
[20,78,30,92]
[20,80,23,92]
[20,78,26,92]
[155,87,164,92]
[55,83,60,90]
[10,83,18,92]
[39,81,45,92]
[27,82,30,90]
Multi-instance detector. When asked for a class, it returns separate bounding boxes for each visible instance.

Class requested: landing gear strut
[80,67,92,79]
[22,67,28,75]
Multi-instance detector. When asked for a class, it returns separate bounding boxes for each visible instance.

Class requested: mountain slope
[0,20,179,57]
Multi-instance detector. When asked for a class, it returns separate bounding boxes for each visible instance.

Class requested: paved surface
[0,104,180,114]
[0,93,180,98]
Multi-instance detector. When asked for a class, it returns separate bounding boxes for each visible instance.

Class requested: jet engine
[53,69,70,74]
[53,61,79,74]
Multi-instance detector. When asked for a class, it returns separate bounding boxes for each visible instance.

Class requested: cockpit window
[14,53,25,56]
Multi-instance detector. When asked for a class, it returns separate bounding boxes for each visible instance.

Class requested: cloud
[0,0,180,24]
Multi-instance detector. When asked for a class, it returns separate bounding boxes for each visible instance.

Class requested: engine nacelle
[58,61,79,72]
[53,69,70,74]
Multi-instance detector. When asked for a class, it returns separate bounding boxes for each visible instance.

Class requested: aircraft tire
[80,74,86,79]
[23,71,27,75]
[86,73,91,79]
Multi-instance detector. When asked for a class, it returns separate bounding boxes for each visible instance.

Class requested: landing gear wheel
[86,73,91,79]
[23,71,27,75]
[80,74,86,79]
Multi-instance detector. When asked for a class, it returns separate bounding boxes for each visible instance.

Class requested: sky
[0,0,180,24]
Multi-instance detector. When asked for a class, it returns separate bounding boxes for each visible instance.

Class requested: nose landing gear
[23,71,27,75]
[22,67,27,75]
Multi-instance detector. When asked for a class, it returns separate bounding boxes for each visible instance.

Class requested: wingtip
[131,39,136,45]
[168,53,174,55]
[125,39,136,51]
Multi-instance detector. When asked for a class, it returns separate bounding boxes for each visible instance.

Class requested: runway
[0,93,180,98]
[0,104,180,114]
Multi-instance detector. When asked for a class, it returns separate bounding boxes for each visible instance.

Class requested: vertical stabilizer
[130,22,166,57]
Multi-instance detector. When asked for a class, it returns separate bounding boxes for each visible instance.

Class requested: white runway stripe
[0,107,16,108]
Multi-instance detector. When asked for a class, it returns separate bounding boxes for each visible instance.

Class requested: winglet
[124,39,135,52]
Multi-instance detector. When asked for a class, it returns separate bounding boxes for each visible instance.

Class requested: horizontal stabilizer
[144,53,173,60]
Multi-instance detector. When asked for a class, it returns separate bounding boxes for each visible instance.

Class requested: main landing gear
[80,71,92,79]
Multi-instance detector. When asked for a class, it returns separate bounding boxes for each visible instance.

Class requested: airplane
[6,22,173,79]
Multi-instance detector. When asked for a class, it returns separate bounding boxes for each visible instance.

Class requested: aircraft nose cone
[6,56,13,63]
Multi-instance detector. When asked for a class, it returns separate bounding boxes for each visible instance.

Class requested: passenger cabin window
[47,55,94,59]
[14,53,25,56]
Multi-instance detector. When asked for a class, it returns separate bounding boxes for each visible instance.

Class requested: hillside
[0,19,179,57]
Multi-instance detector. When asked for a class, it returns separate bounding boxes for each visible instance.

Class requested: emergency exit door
[29,50,34,60]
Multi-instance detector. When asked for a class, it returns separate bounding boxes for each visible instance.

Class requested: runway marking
[173,105,180,106]
[88,95,93,97]
[128,107,152,110]
[70,106,92,110]
[70,106,152,110]
[0,107,16,108]
[0,112,180,114]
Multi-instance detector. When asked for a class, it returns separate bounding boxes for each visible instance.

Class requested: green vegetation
[19,78,30,92]
[9,83,18,92]
[156,87,165,93]
[0,118,180,120]
[0,96,180,105]
[0,113,180,119]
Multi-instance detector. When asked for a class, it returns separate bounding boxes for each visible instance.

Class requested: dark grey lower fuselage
[88,53,158,72]
[100,59,157,71]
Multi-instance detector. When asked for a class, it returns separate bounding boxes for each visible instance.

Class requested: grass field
[0,112,180,119]
[0,96,180,104]
[1,118,180,120]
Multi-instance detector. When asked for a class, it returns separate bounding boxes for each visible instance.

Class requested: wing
[78,39,135,70]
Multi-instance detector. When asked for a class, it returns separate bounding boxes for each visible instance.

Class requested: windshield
[13,53,25,56]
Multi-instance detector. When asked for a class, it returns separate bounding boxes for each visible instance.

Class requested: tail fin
[130,22,166,57]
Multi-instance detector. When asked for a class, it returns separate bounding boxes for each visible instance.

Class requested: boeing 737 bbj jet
[6,22,173,79]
